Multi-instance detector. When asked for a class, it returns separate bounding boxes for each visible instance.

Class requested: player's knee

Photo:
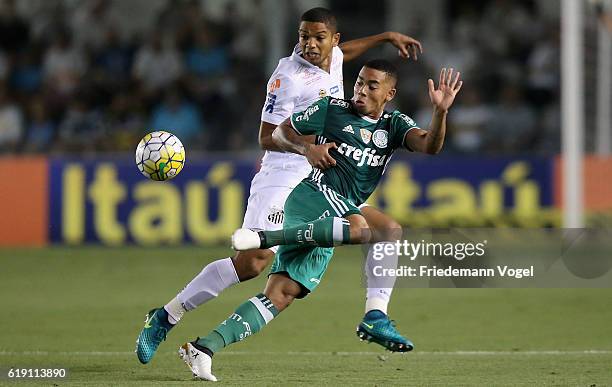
[264,274,302,312]
[266,288,296,312]
[232,249,274,281]
[348,215,371,244]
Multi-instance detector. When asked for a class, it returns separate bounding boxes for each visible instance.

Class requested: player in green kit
[178,60,462,380]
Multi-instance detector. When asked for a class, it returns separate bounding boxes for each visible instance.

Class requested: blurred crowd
[0,0,570,155]
[390,0,563,155]
[0,0,268,154]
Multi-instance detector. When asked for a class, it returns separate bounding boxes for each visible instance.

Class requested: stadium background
[0,0,610,246]
[1,0,612,385]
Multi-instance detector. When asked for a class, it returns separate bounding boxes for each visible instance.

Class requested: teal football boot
[135,307,175,364]
[356,310,414,352]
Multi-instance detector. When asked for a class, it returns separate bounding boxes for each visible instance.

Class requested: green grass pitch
[1,246,611,386]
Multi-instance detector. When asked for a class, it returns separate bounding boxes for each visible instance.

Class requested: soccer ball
[135,131,185,181]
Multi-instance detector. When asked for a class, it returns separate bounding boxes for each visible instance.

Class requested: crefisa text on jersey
[294,104,320,122]
[337,143,387,167]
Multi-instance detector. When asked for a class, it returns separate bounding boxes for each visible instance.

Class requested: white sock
[177,257,240,311]
[164,297,186,324]
[364,242,398,315]
[365,293,391,314]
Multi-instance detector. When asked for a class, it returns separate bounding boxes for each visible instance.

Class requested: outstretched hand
[428,68,463,112]
[388,32,423,60]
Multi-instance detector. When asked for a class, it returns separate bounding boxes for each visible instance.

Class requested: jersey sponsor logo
[330,98,349,108]
[330,85,340,95]
[319,89,327,98]
[267,207,284,225]
[337,143,387,167]
[268,78,281,92]
[294,104,320,122]
[399,113,416,127]
[360,128,372,144]
[265,92,277,113]
[372,130,388,148]
[342,125,354,134]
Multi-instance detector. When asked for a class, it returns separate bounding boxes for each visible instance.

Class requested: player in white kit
[136,7,423,366]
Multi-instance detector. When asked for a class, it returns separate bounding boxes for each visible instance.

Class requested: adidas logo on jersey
[342,125,354,134]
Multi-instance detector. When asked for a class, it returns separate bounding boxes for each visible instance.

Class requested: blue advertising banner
[48,155,555,245]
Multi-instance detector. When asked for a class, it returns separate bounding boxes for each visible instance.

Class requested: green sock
[196,293,279,354]
[262,216,350,248]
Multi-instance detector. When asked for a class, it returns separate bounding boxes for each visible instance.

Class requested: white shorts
[242,167,310,251]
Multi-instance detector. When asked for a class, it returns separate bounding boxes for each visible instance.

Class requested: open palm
[428,68,463,112]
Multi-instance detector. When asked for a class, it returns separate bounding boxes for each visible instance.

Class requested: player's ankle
[164,297,187,325]
[191,340,215,357]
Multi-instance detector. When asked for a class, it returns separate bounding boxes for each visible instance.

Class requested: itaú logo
[337,143,387,167]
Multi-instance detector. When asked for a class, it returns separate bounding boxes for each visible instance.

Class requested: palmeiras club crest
[372,130,388,148]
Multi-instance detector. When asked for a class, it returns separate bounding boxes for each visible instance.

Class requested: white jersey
[243,45,344,235]
[260,44,344,182]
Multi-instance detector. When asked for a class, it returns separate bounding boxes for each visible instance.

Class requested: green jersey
[290,96,419,206]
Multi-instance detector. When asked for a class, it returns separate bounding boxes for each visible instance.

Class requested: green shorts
[270,180,360,298]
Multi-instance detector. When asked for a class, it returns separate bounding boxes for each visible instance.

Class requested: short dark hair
[364,59,398,86]
[300,7,337,32]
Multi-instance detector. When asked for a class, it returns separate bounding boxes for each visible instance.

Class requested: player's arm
[260,73,302,151]
[272,119,337,170]
[259,121,315,152]
[403,112,447,155]
[271,97,337,170]
[339,32,423,62]
[259,121,282,151]
[404,68,463,154]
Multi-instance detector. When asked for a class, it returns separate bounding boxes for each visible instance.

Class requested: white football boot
[231,228,263,250]
[178,342,217,382]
